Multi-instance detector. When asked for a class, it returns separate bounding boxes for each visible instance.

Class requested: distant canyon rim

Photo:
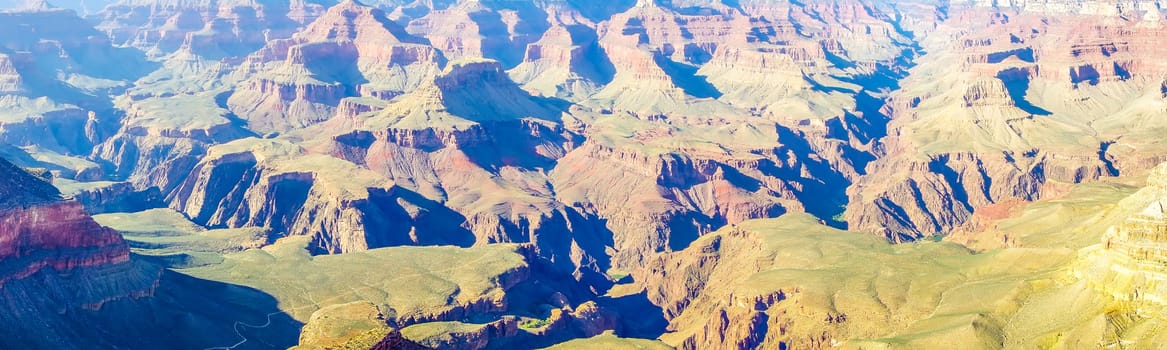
[2,0,1167,349]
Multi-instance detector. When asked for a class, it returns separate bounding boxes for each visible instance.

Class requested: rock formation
[0,6,151,159]
[4,0,1167,347]
[0,158,131,283]
[0,156,163,348]
[224,0,443,134]
[847,3,1167,240]
[1082,164,1167,306]
[94,0,331,58]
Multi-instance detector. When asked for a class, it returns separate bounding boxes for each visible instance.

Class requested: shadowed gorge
[4,0,1167,348]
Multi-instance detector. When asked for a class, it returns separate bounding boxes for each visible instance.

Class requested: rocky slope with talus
[226,0,443,134]
[847,4,1167,241]
[0,156,162,349]
[94,0,332,58]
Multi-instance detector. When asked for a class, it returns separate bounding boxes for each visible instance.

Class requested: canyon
[3,0,1167,348]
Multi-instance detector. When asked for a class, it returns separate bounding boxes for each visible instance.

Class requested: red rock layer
[0,201,130,285]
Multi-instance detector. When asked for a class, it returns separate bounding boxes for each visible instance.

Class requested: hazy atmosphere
[1,0,1167,348]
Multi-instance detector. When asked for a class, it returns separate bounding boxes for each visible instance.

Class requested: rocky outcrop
[398,301,619,350]
[0,158,132,283]
[227,0,443,133]
[1081,164,1167,305]
[0,201,132,284]
[0,156,164,348]
[93,93,253,196]
[372,329,432,350]
[0,7,150,159]
[403,0,551,67]
[168,139,429,253]
[626,216,834,349]
[550,141,794,268]
[508,20,613,100]
[59,180,163,214]
[94,0,330,58]
[847,5,1167,240]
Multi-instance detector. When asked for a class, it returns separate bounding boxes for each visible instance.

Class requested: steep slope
[586,0,738,115]
[166,138,471,254]
[94,93,254,193]
[227,0,444,133]
[403,0,552,67]
[94,0,332,58]
[848,3,1167,241]
[0,6,152,169]
[0,158,132,284]
[508,14,614,100]
[0,157,154,348]
[316,59,615,285]
[627,200,1111,349]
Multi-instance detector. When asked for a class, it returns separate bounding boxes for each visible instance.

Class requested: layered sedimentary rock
[508,16,614,100]
[320,59,616,283]
[227,0,443,133]
[403,0,551,67]
[85,0,944,278]
[1082,164,1167,306]
[630,209,1133,349]
[0,157,162,348]
[586,1,738,114]
[0,158,130,282]
[7,0,1167,348]
[168,138,451,253]
[94,0,331,58]
[94,93,253,193]
[0,6,150,159]
[847,4,1167,240]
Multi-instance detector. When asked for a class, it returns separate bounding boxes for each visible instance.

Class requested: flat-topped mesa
[434,59,511,90]
[228,0,443,134]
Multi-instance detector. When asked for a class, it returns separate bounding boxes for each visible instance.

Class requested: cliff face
[0,7,151,161]
[94,0,330,58]
[0,158,132,283]
[61,0,942,282]
[0,201,132,283]
[846,4,1167,240]
[8,0,1167,274]
[1082,164,1167,306]
[93,93,254,196]
[226,0,443,134]
[0,157,164,349]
